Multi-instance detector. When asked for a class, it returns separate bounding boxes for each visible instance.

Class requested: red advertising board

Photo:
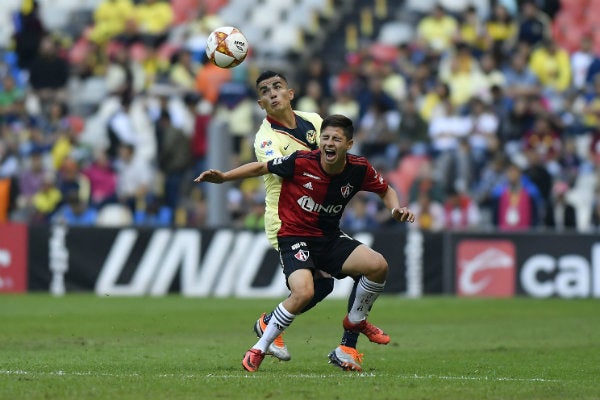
[0,223,28,293]
[456,240,516,297]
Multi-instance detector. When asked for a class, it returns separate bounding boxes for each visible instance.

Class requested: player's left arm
[194,162,269,184]
[378,186,416,223]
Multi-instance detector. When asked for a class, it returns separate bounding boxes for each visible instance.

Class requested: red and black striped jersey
[267,150,389,237]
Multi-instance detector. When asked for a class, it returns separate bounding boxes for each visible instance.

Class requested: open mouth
[324,149,336,161]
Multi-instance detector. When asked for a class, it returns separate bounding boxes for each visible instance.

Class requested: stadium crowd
[1,0,600,233]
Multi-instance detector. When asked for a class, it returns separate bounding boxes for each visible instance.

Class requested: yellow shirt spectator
[90,0,134,43]
[135,0,174,35]
[529,41,571,92]
[416,6,458,53]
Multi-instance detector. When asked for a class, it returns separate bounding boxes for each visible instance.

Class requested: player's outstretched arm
[379,186,416,223]
[194,162,269,184]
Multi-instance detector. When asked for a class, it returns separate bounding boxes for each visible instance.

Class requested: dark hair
[321,114,354,140]
[255,70,288,87]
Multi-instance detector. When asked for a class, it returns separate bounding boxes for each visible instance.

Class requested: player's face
[257,76,294,115]
[319,126,353,168]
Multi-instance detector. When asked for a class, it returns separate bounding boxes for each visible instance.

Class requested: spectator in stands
[356,98,400,169]
[168,49,199,91]
[491,161,541,231]
[502,51,540,98]
[243,192,266,231]
[16,150,47,217]
[498,94,539,157]
[132,0,175,48]
[328,87,359,125]
[12,0,46,71]
[428,99,472,192]
[380,62,407,106]
[556,137,584,187]
[195,60,232,105]
[523,148,554,212]
[56,158,91,206]
[114,143,155,213]
[408,191,445,232]
[485,2,517,63]
[543,180,576,231]
[89,0,135,44]
[0,76,25,114]
[28,35,70,105]
[570,35,598,92]
[105,92,147,160]
[419,80,451,122]
[0,140,19,180]
[213,78,255,165]
[50,119,86,171]
[82,149,117,208]
[51,189,98,226]
[443,187,480,230]
[299,57,333,101]
[439,42,487,107]
[396,96,429,157]
[31,171,62,223]
[522,114,563,166]
[516,0,551,48]
[154,95,193,211]
[581,75,600,131]
[479,52,506,96]
[528,38,572,95]
[455,5,488,56]
[415,3,458,56]
[340,193,380,232]
[472,152,508,226]
[133,196,172,226]
[295,79,323,114]
[105,44,146,96]
[408,159,445,204]
[467,97,500,182]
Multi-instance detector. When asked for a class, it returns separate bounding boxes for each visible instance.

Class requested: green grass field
[1,295,599,400]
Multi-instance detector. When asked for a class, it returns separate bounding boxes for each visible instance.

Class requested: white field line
[0,370,560,383]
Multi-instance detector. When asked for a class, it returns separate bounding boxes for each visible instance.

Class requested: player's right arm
[194,162,269,183]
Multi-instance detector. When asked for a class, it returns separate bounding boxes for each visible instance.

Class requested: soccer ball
[205,26,249,69]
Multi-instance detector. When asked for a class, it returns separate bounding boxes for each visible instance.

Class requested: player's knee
[369,252,388,280]
[292,283,315,305]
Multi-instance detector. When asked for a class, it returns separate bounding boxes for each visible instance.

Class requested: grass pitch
[1,294,599,400]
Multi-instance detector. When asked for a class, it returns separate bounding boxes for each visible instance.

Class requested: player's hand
[391,207,416,223]
[194,169,225,183]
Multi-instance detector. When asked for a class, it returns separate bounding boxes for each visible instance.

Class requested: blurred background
[0,0,599,235]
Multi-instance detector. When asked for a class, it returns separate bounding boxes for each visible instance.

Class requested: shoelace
[342,346,364,363]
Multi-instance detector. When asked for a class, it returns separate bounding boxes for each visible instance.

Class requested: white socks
[348,276,385,323]
[254,302,295,352]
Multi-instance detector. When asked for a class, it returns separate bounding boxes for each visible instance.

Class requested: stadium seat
[171,0,200,25]
[404,0,438,14]
[265,24,301,56]
[377,21,415,46]
[96,204,133,227]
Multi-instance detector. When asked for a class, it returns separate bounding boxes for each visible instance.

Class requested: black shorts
[277,232,362,280]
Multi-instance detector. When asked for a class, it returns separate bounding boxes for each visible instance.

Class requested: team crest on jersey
[260,140,272,148]
[294,249,310,261]
[340,183,354,198]
[306,130,317,145]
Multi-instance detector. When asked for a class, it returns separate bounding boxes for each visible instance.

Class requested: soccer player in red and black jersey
[195,114,415,372]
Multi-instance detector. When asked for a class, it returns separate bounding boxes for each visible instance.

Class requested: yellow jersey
[253,111,322,248]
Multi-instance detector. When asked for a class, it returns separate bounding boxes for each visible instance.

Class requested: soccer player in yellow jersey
[252,71,364,370]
